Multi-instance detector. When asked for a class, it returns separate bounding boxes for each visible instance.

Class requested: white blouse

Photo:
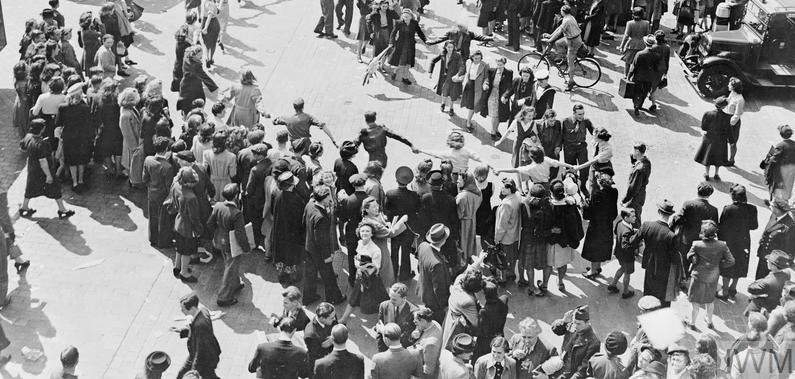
[356,239,381,271]
[31,93,66,116]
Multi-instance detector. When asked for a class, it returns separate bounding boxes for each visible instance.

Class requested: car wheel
[697,65,733,98]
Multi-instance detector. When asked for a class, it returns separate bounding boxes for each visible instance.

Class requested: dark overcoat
[480,67,515,122]
[582,186,618,262]
[388,19,427,67]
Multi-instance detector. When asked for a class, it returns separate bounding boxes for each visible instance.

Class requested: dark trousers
[246,206,265,248]
[390,231,413,279]
[217,249,241,302]
[147,193,173,247]
[507,14,521,50]
[631,204,643,228]
[632,81,652,110]
[177,360,219,379]
[345,238,358,285]
[0,233,8,305]
[546,153,561,181]
[314,0,335,35]
[335,0,354,33]
[563,143,589,194]
[430,306,446,325]
[303,251,343,302]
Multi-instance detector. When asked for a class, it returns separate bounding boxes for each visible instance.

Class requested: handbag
[618,78,636,98]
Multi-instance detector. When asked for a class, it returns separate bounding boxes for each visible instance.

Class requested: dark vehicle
[678,0,795,97]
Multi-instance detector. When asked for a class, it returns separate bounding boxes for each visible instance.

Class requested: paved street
[1,0,795,377]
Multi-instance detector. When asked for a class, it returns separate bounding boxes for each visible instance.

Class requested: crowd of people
[3,0,795,377]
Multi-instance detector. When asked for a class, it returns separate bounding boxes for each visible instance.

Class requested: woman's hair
[100,3,116,17]
[470,50,483,60]
[696,335,719,363]
[117,87,140,108]
[447,131,465,149]
[544,108,557,119]
[308,141,324,159]
[460,269,483,293]
[729,77,743,94]
[529,146,545,163]
[356,223,374,238]
[364,160,384,179]
[48,76,65,94]
[655,29,666,43]
[199,123,215,143]
[550,180,565,200]
[490,336,509,350]
[360,196,379,216]
[415,159,433,184]
[595,128,612,141]
[28,60,45,83]
[25,18,37,34]
[175,24,190,42]
[212,131,228,153]
[13,61,28,82]
[185,45,203,61]
[100,78,118,104]
[730,184,747,203]
[79,12,93,29]
[143,79,163,102]
[688,353,718,379]
[632,7,644,19]
[597,172,614,188]
[473,164,490,179]
[240,69,257,85]
[443,40,455,52]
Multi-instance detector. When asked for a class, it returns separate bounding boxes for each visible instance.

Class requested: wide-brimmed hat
[395,166,414,185]
[145,351,171,373]
[637,295,661,312]
[767,250,792,270]
[657,199,675,215]
[643,34,655,46]
[451,333,475,354]
[426,223,450,244]
[339,140,358,159]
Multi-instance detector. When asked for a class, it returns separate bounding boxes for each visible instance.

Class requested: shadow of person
[66,177,140,232]
[571,89,619,112]
[711,179,768,209]
[2,277,56,376]
[133,20,162,35]
[132,33,165,56]
[29,217,92,256]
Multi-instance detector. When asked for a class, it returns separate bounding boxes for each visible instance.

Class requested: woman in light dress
[202,131,237,201]
[338,223,390,322]
[359,196,408,288]
[457,173,483,259]
[118,87,144,187]
[725,77,745,165]
[223,70,268,128]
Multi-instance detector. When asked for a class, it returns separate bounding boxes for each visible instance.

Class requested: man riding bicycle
[541,5,582,91]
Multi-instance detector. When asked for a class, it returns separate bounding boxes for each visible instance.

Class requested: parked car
[678,0,795,97]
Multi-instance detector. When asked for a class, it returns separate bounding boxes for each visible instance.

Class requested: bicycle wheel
[517,52,550,74]
[570,57,602,88]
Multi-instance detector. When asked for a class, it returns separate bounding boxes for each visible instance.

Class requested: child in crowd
[608,208,640,298]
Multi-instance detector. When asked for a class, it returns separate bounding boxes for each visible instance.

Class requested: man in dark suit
[622,142,652,226]
[673,182,719,272]
[303,184,346,305]
[536,107,564,180]
[338,174,369,285]
[755,199,795,279]
[244,144,271,252]
[376,283,418,351]
[235,130,266,189]
[506,0,522,51]
[481,57,514,139]
[628,36,661,115]
[426,24,493,60]
[421,171,460,267]
[248,316,310,379]
[370,323,424,379]
[638,200,680,307]
[561,103,594,196]
[143,137,177,248]
[384,167,421,280]
[172,293,221,379]
[207,183,250,307]
[305,302,338,373]
[314,324,365,379]
[416,223,452,324]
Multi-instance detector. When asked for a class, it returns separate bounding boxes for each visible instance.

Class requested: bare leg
[690,302,700,324]
[705,302,714,324]
[590,261,601,273]
[622,271,631,293]
[610,267,625,287]
[542,266,552,287]
[77,165,85,184]
[21,198,31,210]
[69,166,78,187]
[466,109,475,126]
[729,143,737,163]
[55,199,69,212]
[557,266,567,288]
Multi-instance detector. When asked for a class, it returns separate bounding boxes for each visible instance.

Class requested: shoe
[517,280,529,287]
[558,282,566,291]
[19,208,36,218]
[337,25,343,30]
[528,288,543,296]
[728,288,738,298]
[536,280,548,295]
[58,210,75,219]
[621,291,635,298]
[713,174,721,181]
[173,268,180,278]
[716,291,728,301]
[117,70,129,77]
[402,78,412,85]
[441,104,446,112]
[607,285,619,293]
[179,274,198,283]
[707,321,715,329]
[634,108,640,116]
[14,261,30,273]
[565,82,576,92]
[726,160,735,167]
[326,34,339,39]
[448,109,455,116]
[316,32,326,38]
[490,133,500,141]
[703,173,711,181]
[648,104,657,113]
[125,59,138,65]
[217,298,238,307]
[235,283,245,293]
[218,42,225,52]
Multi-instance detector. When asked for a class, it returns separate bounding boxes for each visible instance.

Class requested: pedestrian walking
[726,77,745,165]
[460,51,488,132]
[224,70,267,128]
[473,280,510,361]
[608,208,641,298]
[495,179,522,284]
[172,293,222,379]
[248,316,310,378]
[384,167,421,280]
[314,324,365,379]
[561,103,594,194]
[19,119,74,219]
[417,223,453,324]
[303,183,347,305]
[57,83,92,191]
[177,45,218,116]
[716,185,757,299]
[754,199,795,279]
[627,35,658,115]
[621,142,651,226]
[761,124,795,204]
[304,302,338,370]
[672,182,719,272]
[429,41,465,116]
[143,137,178,248]
[482,57,514,140]
[694,97,732,180]
[637,200,679,307]
[207,183,250,307]
[315,0,338,38]
[686,220,734,330]
[422,171,461,266]
[388,10,427,85]
[581,0,605,55]
[164,167,204,283]
[545,180,583,292]
[582,172,618,280]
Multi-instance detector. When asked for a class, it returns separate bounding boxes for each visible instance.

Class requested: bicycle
[517,41,602,89]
